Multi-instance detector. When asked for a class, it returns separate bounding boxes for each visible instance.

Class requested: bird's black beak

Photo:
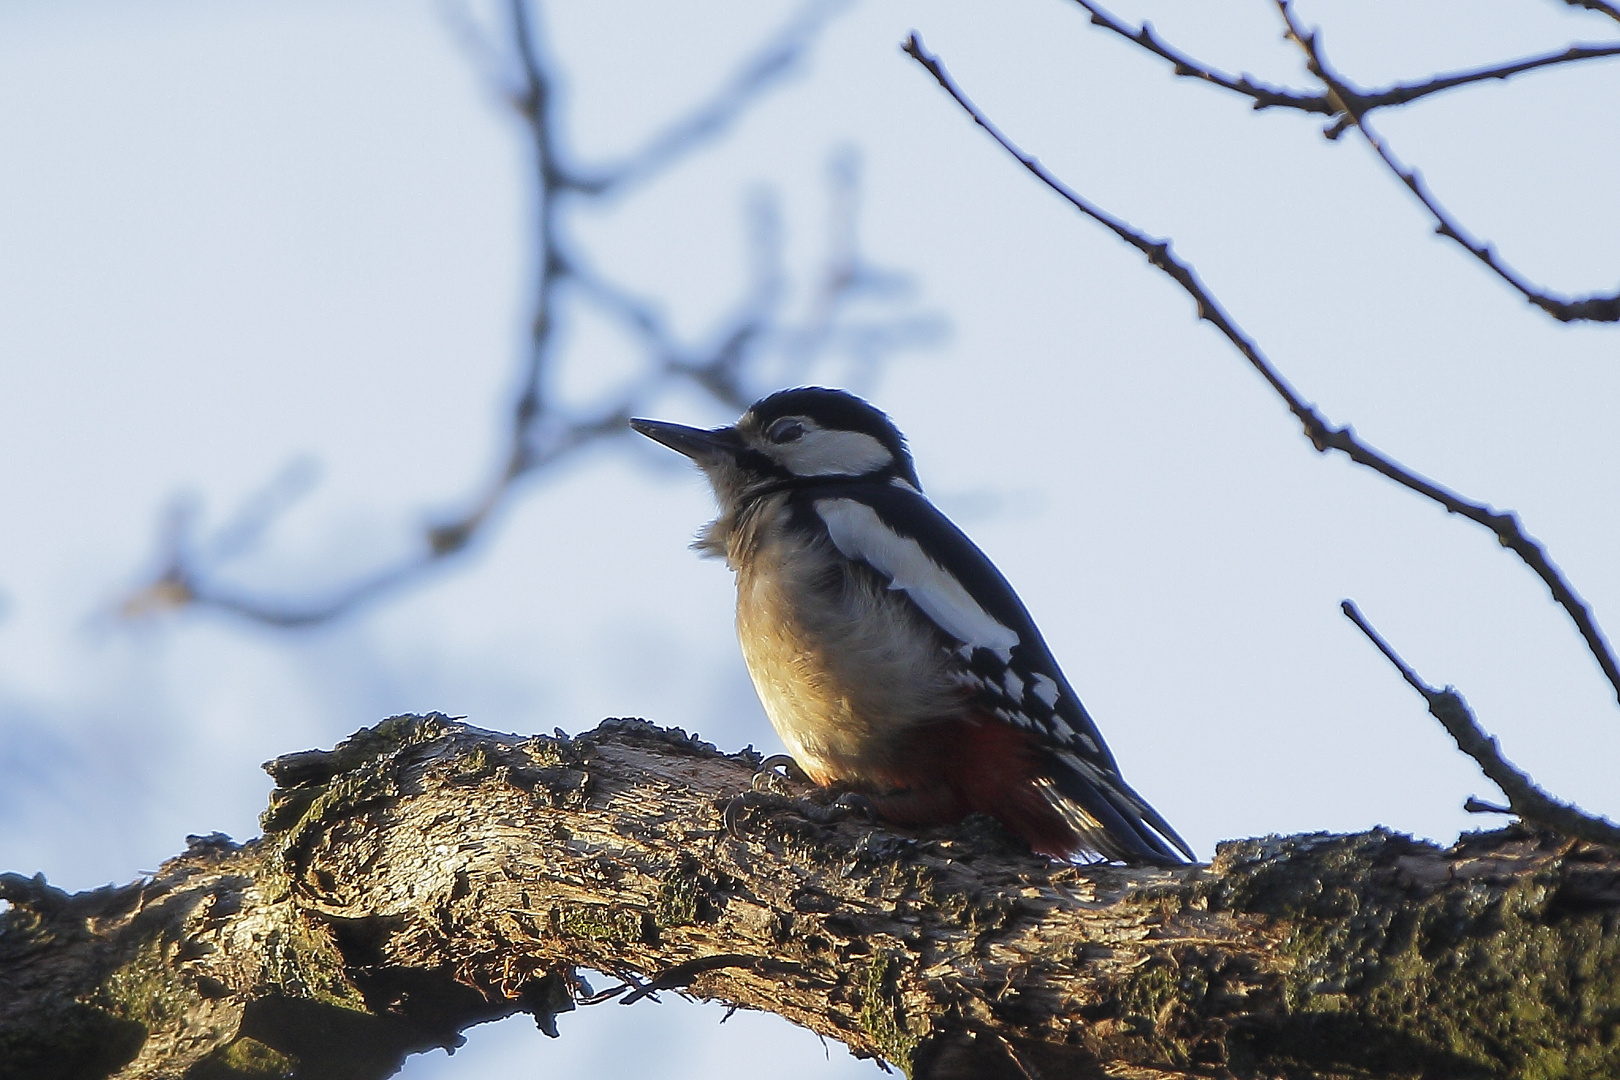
[629,418,740,461]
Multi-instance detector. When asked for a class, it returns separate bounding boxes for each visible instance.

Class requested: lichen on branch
[3,715,1619,1080]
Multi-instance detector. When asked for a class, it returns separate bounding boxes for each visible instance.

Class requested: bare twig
[1067,1,1620,323]
[119,0,936,628]
[1342,600,1620,849]
[901,33,1620,706]
[1560,0,1620,27]
[1072,1,1620,118]
[1273,1,1620,323]
[1069,1,1332,114]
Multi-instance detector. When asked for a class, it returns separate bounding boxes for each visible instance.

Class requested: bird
[630,387,1193,865]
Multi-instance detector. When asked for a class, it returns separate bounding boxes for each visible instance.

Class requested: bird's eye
[766,418,806,444]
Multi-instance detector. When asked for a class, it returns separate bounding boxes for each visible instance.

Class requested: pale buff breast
[731,509,960,787]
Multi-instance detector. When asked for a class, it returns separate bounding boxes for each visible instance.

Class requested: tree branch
[1071,0,1620,118]
[1342,599,1620,851]
[1068,0,1334,114]
[117,1,937,629]
[1560,0,1620,28]
[1272,1,1619,324]
[1067,1,1620,323]
[901,32,1620,710]
[5,715,1620,1079]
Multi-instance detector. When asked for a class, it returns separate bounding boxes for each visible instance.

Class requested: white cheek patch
[815,497,1020,660]
[775,429,893,477]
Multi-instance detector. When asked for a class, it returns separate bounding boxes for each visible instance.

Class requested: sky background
[1,1,1617,1076]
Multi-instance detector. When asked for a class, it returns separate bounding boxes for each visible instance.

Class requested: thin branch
[1559,0,1620,27]
[118,1,937,629]
[1272,2,1620,323]
[1069,1,1333,115]
[1352,42,1620,108]
[1072,1,1620,118]
[1068,1,1620,322]
[1342,600,1620,850]
[901,33,1620,707]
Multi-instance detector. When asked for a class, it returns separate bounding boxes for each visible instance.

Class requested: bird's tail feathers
[1043,752,1194,865]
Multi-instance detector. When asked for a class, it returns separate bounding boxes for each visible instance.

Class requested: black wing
[793,480,1194,863]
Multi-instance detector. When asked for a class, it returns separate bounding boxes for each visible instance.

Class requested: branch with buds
[1067,0,1620,323]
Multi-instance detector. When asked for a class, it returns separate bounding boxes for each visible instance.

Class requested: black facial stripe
[745,467,905,503]
[736,447,793,479]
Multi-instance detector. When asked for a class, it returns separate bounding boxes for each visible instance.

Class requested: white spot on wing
[950,670,986,691]
[1031,673,1061,708]
[815,498,1020,659]
[1002,669,1024,702]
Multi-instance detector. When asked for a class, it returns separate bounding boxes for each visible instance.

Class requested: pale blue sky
[1,2,1617,1075]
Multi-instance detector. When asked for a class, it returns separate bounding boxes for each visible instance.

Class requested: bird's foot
[722,782,877,839]
[723,790,784,839]
[750,754,810,795]
[795,789,878,826]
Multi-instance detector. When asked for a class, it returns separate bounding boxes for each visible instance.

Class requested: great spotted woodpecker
[631,387,1192,865]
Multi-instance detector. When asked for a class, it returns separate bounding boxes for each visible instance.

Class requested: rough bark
[3,714,1618,1080]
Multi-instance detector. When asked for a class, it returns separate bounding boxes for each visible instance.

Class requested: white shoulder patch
[815,497,1020,659]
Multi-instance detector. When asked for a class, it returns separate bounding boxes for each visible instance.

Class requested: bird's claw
[795,790,878,826]
[723,790,782,839]
[722,787,878,839]
[751,754,809,794]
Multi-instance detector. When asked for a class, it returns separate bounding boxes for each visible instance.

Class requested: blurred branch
[1274,1,1620,323]
[1342,600,1620,850]
[1072,0,1620,118]
[902,33,1620,708]
[561,0,854,196]
[119,0,938,629]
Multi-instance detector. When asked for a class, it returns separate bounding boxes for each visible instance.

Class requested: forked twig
[1072,0,1620,120]
[1342,600,1620,849]
[1068,0,1620,323]
[1273,2,1619,323]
